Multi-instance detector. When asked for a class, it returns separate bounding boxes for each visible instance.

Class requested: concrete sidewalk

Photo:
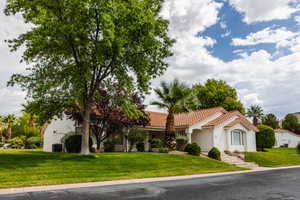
[1,165,300,195]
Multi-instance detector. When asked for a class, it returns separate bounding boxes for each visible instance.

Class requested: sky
[1,0,300,119]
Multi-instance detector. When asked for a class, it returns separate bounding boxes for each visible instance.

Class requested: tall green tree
[151,79,198,150]
[4,115,17,140]
[262,113,279,129]
[256,125,275,151]
[0,116,7,143]
[282,114,300,134]
[5,0,174,154]
[246,105,264,126]
[13,113,41,138]
[193,79,245,114]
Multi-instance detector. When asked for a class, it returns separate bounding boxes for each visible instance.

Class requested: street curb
[1,165,300,195]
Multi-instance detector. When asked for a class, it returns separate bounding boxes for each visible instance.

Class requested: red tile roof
[146,107,226,128]
[146,107,258,131]
[274,129,294,134]
[225,117,259,132]
[203,111,241,127]
[174,107,226,126]
[146,111,168,128]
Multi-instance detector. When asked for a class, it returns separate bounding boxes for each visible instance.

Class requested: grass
[0,150,244,189]
[245,148,300,167]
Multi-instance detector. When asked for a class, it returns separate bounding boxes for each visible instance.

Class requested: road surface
[1,167,300,200]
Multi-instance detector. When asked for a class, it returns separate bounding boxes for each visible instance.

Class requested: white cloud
[0,1,29,115]
[220,21,227,29]
[1,0,300,119]
[294,15,300,24]
[161,0,223,36]
[229,0,300,24]
[148,1,300,118]
[221,30,231,38]
[232,27,298,49]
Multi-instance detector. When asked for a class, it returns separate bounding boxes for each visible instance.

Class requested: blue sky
[202,1,300,62]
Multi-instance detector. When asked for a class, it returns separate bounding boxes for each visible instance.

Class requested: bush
[184,143,201,156]
[128,129,146,152]
[65,135,93,153]
[104,141,116,152]
[136,142,145,152]
[0,137,4,147]
[90,147,96,153]
[256,125,275,151]
[176,137,187,151]
[297,143,300,154]
[10,136,26,148]
[150,138,161,148]
[208,147,221,161]
[26,136,43,149]
[159,147,169,153]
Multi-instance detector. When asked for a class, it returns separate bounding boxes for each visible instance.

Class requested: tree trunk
[7,123,12,140]
[81,106,91,155]
[39,121,49,136]
[165,113,176,150]
[96,135,101,152]
[253,117,258,126]
[28,115,34,128]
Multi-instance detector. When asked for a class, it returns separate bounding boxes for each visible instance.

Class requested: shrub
[136,142,145,152]
[90,147,96,153]
[65,135,93,153]
[10,136,26,148]
[159,147,169,153]
[176,137,187,151]
[208,147,221,161]
[26,136,43,149]
[150,138,161,148]
[256,125,275,151]
[128,129,146,152]
[184,143,201,156]
[104,141,116,152]
[297,143,300,154]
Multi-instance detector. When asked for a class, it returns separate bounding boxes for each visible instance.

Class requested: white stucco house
[43,107,258,153]
[274,129,300,148]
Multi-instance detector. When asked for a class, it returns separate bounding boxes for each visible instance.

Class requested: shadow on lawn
[0,151,98,170]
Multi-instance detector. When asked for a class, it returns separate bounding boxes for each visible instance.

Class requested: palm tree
[246,105,264,126]
[151,79,198,150]
[4,115,17,140]
[0,116,6,143]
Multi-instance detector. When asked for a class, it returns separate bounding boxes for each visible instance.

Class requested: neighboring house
[279,112,300,127]
[43,107,258,153]
[292,112,300,122]
[274,129,300,148]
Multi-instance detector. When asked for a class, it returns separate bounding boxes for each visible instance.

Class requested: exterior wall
[226,123,256,152]
[191,128,213,152]
[190,114,257,153]
[274,132,300,148]
[43,118,155,152]
[43,117,76,152]
[246,130,257,152]
[212,115,240,152]
[212,126,227,152]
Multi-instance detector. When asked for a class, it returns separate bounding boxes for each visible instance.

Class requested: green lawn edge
[0,150,246,189]
[245,148,300,167]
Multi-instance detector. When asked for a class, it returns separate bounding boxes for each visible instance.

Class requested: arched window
[231,130,244,146]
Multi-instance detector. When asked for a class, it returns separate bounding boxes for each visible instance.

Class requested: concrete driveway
[1,167,300,200]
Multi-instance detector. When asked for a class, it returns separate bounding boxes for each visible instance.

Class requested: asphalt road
[1,167,300,200]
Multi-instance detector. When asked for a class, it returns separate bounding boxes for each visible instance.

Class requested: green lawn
[245,148,300,167]
[0,150,244,189]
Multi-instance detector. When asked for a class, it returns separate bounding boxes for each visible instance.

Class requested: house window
[231,130,244,146]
